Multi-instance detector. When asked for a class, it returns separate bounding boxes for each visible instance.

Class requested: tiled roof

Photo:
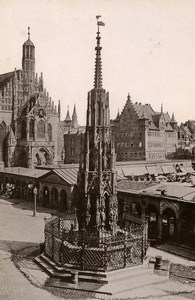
[0,71,14,89]
[143,183,195,202]
[1,167,50,178]
[53,168,79,185]
[133,103,155,120]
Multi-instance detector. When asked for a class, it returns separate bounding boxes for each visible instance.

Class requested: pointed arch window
[21,120,26,140]
[48,123,52,141]
[29,119,35,139]
[37,119,45,138]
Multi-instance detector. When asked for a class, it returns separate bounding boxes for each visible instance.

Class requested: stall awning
[185,166,195,173]
[146,166,158,175]
[155,165,164,175]
[161,165,170,174]
[180,166,187,173]
[166,165,176,173]
[122,166,148,177]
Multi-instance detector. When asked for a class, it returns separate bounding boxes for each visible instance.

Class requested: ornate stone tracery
[77,20,118,234]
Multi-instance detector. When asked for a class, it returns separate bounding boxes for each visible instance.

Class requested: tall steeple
[22,27,35,83]
[64,106,71,127]
[77,17,117,234]
[94,17,104,89]
[72,104,78,128]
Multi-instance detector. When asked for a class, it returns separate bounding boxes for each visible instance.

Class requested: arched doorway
[51,187,58,210]
[43,186,50,207]
[146,204,158,240]
[162,208,176,241]
[60,190,68,213]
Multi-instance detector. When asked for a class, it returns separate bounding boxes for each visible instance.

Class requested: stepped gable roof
[133,103,155,120]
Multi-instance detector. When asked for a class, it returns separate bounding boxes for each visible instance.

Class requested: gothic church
[0,28,64,168]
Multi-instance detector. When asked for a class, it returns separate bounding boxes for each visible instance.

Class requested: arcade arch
[162,208,176,240]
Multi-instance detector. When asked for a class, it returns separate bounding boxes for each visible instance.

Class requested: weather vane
[96,15,105,32]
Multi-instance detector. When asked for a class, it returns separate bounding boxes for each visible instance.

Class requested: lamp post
[28,183,33,202]
[33,187,38,217]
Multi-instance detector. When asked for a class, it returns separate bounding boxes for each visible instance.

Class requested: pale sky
[0,0,195,125]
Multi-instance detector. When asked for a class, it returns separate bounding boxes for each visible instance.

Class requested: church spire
[94,16,105,89]
[65,106,71,126]
[28,26,30,40]
[72,104,78,128]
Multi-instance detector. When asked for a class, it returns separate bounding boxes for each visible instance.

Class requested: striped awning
[146,166,158,175]
[155,165,164,175]
[180,166,187,173]
[166,165,176,173]
[161,165,170,174]
[185,166,195,173]
[122,166,148,177]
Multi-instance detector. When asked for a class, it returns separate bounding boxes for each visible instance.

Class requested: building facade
[60,105,85,164]
[112,95,178,162]
[118,182,195,244]
[0,28,64,168]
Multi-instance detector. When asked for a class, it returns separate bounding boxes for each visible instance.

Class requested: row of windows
[1,105,12,111]
[167,132,176,138]
[1,99,12,104]
[117,152,144,159]
[117,142,143,148]
[116,132,142,138]
[148,131,164,137]
[148,141,164,148]
[147,152,165,160]
[167,143,177,148]
[21,119,52,141]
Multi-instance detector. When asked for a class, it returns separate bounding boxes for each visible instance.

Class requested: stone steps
[34,253,169,298]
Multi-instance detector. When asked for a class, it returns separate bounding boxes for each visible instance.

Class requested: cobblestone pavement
[0,197,195,300]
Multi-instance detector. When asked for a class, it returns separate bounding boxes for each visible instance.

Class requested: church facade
[0,28,64,168]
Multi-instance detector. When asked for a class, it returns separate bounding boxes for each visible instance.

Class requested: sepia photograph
[0,0,195,299]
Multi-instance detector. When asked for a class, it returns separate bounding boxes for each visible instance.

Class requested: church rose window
[37,119,45,138]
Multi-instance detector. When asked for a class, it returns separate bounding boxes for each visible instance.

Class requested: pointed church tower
[64,106,71,127]
[77,17,117,233]
[22,27,35,84]
[170,113,177,130]
[72,104,78,128]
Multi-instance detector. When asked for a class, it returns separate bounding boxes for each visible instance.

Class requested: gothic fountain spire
[94,16,105,89]
[77,16,118,234]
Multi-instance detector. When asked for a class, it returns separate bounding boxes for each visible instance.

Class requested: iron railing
[44,216,144,272]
